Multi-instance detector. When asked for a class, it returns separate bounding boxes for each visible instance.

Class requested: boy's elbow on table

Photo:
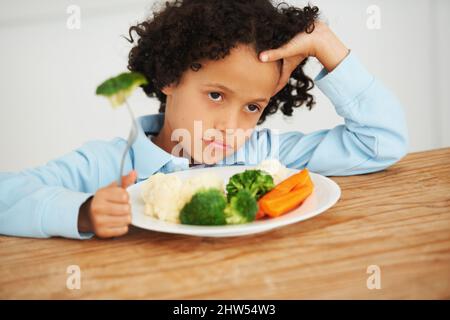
[352,106,409,175]
[371,128,408,172]
[372,96,409,170]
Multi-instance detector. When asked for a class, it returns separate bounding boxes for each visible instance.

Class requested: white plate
[129,166,341,237]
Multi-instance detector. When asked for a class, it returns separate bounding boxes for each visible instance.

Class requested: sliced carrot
[259,182,313,217]
[266,168,310,197]
[292,173,313,191]
[256,168,314,219]
[259,168,310,201]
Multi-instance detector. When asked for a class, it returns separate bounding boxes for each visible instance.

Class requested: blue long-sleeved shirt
[0,50,408,239]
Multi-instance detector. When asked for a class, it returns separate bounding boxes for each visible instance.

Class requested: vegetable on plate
[140,160,315,226]
[224,189,258,224]
[257,168,314,218]
[180,188,227,226]
[226,169,275,201]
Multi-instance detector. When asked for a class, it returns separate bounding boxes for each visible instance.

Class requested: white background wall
[0,0,449,172]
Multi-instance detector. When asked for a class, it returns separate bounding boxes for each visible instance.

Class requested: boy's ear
[161,82,175,95]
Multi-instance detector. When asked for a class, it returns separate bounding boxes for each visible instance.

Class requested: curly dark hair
[125,0,320,125]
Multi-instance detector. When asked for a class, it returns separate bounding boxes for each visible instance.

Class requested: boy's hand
[78,170,137,238]
[259,21,349,96]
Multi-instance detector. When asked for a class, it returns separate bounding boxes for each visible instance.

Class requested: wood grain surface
[1,148,449,299]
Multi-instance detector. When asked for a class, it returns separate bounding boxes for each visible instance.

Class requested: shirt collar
[132,113,173,180]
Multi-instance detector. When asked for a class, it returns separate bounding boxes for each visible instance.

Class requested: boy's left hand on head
[259,21,347,96]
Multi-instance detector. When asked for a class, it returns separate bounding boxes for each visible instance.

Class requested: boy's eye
[208,92,223,102]
[245,104,261,113]
[208,91,260,113]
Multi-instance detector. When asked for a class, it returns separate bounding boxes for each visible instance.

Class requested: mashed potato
[255,159,291,185]
[140,172,223,223]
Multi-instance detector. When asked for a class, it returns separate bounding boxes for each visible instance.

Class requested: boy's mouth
[202,138,232,150]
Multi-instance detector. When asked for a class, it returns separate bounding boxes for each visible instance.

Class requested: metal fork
[117,99,138,187]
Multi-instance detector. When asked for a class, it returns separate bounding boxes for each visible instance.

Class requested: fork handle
[117,142,133,187]
[117,100,137,187]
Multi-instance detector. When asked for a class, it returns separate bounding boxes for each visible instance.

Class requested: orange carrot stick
[264,168,311,198]
[292,173,313,191]
[263,168,310,198]
[259,183,313,217]
[256,168,313,219]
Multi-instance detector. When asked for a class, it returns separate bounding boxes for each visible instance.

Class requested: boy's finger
[105,202,131,216]
[104,214,132,227]
[110,226,129,237]
[260,44,298,62]
[121,170,137,189]
[104,188,129,203]
[97,226,129,238]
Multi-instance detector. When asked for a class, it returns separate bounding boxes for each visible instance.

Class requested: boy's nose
[215,109,240,133]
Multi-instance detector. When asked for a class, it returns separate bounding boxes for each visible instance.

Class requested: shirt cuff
[314,50,375,109]
[41,189,95,240]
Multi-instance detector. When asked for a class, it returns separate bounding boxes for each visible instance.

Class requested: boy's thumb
[121,169,138,188]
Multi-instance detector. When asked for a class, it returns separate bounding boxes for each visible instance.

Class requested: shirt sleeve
[0,137,131,239]
[259,50,409,176]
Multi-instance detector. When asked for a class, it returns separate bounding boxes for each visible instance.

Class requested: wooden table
[1,148,449,299]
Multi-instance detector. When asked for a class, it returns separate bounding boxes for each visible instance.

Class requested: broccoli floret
[226,169,274,201]
[224,189,258,224]
[96,72,148,108]
[180,188,227,225]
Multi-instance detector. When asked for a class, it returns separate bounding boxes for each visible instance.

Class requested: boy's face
[161,44,281,164]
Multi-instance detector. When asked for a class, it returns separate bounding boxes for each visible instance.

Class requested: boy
[0,1,408,239]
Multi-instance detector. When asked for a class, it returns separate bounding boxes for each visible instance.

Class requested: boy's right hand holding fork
[78,170,137,238]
